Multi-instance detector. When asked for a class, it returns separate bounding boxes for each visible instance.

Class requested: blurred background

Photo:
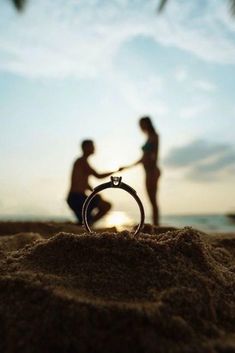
[0,0,235,231]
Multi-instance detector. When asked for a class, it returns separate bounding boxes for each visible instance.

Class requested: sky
[0,0,235,221]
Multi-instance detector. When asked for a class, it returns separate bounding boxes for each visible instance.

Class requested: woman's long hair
[139,116,156,134]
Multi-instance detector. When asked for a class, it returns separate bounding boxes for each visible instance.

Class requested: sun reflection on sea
[103,211,133,231]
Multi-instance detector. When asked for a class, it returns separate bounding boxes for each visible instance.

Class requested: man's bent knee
[100,200,112,213]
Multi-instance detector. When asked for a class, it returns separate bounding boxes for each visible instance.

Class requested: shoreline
[0,212,234,233]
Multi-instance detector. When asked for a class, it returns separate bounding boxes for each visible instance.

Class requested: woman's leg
[145,172,159,226]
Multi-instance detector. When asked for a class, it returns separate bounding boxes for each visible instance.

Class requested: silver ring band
[82,176,145,235]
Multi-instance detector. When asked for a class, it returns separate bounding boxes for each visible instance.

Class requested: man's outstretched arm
[91,170,115,179]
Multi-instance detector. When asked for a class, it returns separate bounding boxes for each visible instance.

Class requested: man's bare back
[67,140,115,224]
[69,157,94,194]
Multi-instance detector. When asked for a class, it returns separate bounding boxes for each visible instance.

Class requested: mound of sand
[0,221,85,237]
[0,232,42,252]
[0,227,235,353]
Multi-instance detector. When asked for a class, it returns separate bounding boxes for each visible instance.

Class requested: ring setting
[110,176,122,187]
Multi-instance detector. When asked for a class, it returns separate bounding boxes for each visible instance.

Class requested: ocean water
[1,212,234,233]
[100,211,235,233]
[160,214,235,233]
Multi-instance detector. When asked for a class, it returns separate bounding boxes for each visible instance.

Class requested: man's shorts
[67,192,101,224]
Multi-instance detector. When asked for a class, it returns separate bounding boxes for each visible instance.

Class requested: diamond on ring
[111,176,122,186]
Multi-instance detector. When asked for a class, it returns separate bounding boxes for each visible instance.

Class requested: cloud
[179,101,211,119]
[113,73,169,115]
[164,139,229,167]
[174,67,188,82]
[187,151,235,181]
[164,139,235,181]
[0,0,235,79]
[151,1,235,65]
[193,80,217,92]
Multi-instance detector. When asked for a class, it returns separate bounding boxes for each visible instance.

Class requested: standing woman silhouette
[120,116,161,225]
[139,117,160,225]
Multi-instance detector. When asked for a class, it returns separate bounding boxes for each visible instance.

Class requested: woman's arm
[118,157,143,171]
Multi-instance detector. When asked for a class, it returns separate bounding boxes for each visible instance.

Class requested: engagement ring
[82,176,145,235]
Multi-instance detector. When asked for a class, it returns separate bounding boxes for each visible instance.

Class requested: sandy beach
[0,222,235,353]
